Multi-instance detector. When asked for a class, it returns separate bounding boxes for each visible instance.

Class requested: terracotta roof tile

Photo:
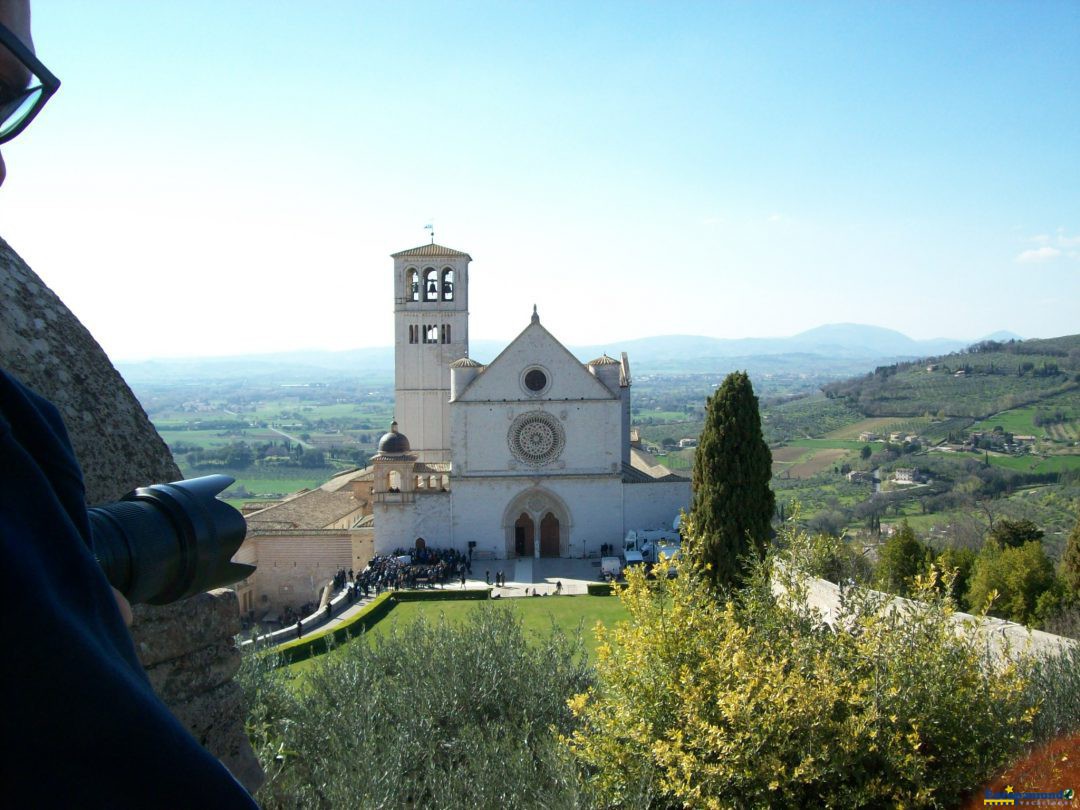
[391,243,472,260]
[246,488,365,531]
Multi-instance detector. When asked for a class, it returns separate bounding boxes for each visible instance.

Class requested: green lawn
[228,475,330,495]
[285,595,629,677]
[658,448,695,469]
[986,453,1080,474]
[971,407,1046,439]
[156,428,252,448]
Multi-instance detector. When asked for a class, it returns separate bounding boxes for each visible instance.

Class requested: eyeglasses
[0,23,60,145]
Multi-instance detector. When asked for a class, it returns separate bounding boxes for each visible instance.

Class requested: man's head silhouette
[1,0,59,186]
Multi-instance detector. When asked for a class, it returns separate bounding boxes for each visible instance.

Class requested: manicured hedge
[273,592,395,665]
[393,587,492,602]
[587,582,614,596]
[271,588,493,665]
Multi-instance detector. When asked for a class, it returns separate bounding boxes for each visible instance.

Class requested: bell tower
[391,242,471,463]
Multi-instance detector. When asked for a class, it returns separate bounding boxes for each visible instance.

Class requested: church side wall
[622,481,691,534]
[374,493,452,554]
[246,533,354,617]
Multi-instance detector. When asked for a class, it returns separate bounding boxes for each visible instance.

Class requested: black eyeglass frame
[0,22,60,145]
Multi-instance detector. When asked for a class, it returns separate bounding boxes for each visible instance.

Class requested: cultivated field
[787,448,849,478]
[772,439,867,480]
[825,416,933,440]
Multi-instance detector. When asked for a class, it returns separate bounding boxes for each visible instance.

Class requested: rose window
[508,411,565,466]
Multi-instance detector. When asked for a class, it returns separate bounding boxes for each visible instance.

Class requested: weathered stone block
[131,589,242,667]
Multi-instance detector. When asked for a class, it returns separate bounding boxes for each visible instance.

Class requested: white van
[625,529,679,563]
[601,556,623,579]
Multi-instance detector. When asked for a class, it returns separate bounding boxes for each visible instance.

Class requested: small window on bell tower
[442,268,455,301]
[424,268,439,301]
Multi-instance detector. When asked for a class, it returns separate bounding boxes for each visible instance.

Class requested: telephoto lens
[88,475,254,605]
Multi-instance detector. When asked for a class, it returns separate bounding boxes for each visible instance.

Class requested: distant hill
[115,323,1011,385]
[576,325,968,371]
[820,334,1080,419]
[979,330,1024,343]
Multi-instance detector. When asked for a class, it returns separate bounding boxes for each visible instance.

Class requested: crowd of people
[341,546,472,598]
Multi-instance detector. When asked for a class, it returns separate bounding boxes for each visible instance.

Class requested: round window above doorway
[508,410,565,466]
[520,365,551,397]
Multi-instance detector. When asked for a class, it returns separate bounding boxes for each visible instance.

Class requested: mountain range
[116,323,1023,384]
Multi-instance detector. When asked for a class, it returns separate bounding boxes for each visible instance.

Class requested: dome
[587,354,619,366]
[377,420,411,455]
[450,357,484,368]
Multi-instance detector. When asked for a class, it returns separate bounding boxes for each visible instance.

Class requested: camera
[88,475,254,605]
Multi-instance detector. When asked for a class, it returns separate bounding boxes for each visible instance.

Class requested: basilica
[370,242,690,559]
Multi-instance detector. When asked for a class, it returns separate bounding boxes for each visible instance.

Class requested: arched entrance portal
[540,513,560,557]
[503,488,572,559]
[514,513,534,558]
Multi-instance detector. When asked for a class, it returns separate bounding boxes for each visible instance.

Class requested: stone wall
[622,480,691,534]
[777,569,1077,661]
[241,529,373,617]
[0,237,263,792]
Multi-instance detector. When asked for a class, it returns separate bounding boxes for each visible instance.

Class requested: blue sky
[1,1,1077,359]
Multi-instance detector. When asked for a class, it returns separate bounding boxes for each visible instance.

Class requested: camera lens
[89,475,253,605]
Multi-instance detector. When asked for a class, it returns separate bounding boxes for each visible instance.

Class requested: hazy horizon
[112,321,1034,364]
[1,1,1076,361]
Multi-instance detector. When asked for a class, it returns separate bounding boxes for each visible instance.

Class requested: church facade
[372,243,690,559]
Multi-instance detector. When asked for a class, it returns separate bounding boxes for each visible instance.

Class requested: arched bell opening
[406,268,420,302]
[424,267,439,301]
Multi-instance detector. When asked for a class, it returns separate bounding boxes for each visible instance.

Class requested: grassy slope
[285,595,629,677]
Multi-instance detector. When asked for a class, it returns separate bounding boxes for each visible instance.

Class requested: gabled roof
[621,462,689,484]
[391,243,472,260]
[628,447,689,482]
[414,462,452,474]
[455,316,617,402]
[245,488,365,531]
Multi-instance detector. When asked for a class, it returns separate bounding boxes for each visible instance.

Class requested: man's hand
[112,587,133,627]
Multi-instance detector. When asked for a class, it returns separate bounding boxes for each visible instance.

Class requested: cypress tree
[690,371,774,590]
[1062,514,1080,600]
